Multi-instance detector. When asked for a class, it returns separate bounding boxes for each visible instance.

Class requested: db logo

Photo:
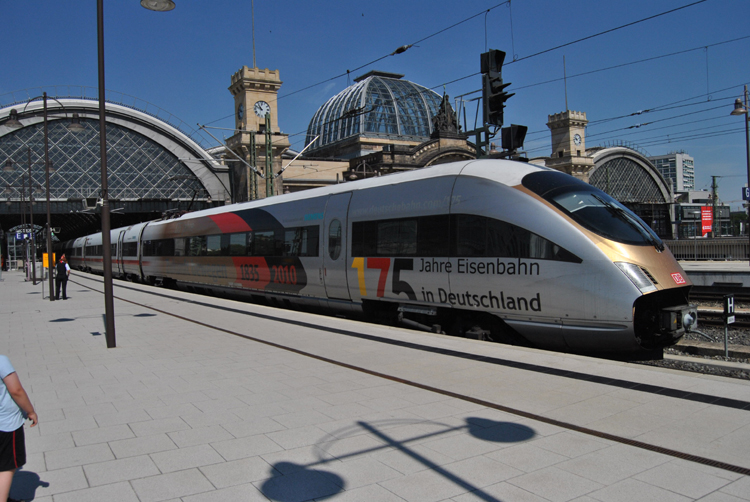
[671,273,686,285]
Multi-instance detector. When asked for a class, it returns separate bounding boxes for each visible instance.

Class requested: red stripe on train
[209,213,252,233]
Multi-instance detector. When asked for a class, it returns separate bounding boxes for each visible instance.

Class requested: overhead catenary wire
[515,35,750,97]
[508,0,709,65]
[203,0,711,132]
[523,79,750,140]
[276,2,511,102]
[196,0,742,169]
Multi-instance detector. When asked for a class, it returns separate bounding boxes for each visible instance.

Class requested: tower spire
[252,0,256,68]
[563,55,569,112]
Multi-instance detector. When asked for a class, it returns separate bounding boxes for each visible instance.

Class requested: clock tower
[226,66,290,201]
[546,110,595,182]
[229,66,283,133]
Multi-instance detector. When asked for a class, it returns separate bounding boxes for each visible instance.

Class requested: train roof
[169,159,550,224]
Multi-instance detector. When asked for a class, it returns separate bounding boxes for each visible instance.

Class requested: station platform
[1,270,749,502]
[680,261,750,288]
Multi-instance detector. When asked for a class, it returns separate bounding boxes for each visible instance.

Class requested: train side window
[220,234,231,256]
[157,239,175,256]
[453,214,581,263]
[454,215,486,257]
[376,219,417,256]
[255,231,276,256]
[352,221,377,256]
[486,218,518,257]
[245,232,254,256]
[328,220,342,260]
[282,226,319,257]
[228,233,246,256]
[304,226,319,257]
[417,215,449,257]
[284,229,302,257]
[122,242,138,256]
[187,236,206,256]
[206,235,222,256]
[174,238,186,257]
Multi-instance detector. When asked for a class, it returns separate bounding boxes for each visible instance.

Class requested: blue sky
[3,0,750,209]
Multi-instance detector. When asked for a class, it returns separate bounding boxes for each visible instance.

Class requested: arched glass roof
[305,71,442,153]
[1,118,204,200]
[589,154,668,204]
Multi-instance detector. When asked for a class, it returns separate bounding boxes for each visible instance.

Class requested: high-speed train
[59,159,697,355]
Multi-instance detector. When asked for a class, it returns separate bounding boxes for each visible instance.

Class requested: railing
[664,238,749,261]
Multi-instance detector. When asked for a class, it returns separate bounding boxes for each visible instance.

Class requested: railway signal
[481,49,514,127]
[724,294,734,360]
[501,124,528,157]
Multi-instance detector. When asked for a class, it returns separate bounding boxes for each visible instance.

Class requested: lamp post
[42,93,56,299]
[3,159,53,286]
[4,93,82,299]
[3,171,29,279]
[97,0,117,348]
[5,158,52,286]
[730,84,750,266]
[27,149,37,285]
[95,0,174,348]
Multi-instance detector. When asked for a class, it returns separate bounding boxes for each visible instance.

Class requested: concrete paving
[1,270,749,501]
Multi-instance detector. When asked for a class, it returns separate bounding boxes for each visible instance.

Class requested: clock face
[254,101,271,117]
[237,103,244,120]
[573,133,582,146]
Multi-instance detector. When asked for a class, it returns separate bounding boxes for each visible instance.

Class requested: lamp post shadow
[10,470,49,501]
[260,417,536,502]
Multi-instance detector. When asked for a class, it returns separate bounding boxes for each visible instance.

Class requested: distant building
[648,151,695,192]
[674,190,731,238]
[304,71,444,160]
[532,110,675,239]
[284,71,475,190]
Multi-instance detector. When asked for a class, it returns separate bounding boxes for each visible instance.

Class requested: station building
[0,93,230,261]
[1,68,689,261]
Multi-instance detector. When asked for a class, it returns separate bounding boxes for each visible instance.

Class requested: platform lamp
[92,0,175,348]
[4,94,82,299]
[730,85,750,266]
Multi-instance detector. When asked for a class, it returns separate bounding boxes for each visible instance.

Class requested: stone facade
[226,66,290,201]
[546,110,595,182]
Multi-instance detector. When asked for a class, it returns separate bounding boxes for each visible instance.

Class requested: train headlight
[615,262,657,293]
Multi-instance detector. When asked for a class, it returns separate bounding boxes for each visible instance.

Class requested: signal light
[501,124,528,153]
[481,49,514,127]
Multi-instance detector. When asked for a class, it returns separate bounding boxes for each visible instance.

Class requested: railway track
[697,308,750,328]
[690,288,750,304]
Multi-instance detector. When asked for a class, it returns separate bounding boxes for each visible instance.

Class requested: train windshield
[522,171,664,250]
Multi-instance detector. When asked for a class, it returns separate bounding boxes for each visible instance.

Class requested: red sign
[701,206,712,236]
[671,273,686,285]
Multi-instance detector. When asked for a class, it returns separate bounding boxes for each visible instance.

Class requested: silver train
[60,159,697,355]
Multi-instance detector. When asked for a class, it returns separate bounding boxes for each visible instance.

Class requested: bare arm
[3,373,37,427]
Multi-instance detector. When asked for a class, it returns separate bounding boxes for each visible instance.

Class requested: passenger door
[117,230,126,277]
[323,193,351,300]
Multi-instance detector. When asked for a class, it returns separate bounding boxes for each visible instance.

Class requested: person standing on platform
[55,254,70,300]
[0,355,37,502]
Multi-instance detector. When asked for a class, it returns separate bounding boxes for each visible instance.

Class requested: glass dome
[305,71,442,154]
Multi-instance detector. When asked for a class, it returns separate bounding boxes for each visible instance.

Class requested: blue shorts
[0,426,25,471]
